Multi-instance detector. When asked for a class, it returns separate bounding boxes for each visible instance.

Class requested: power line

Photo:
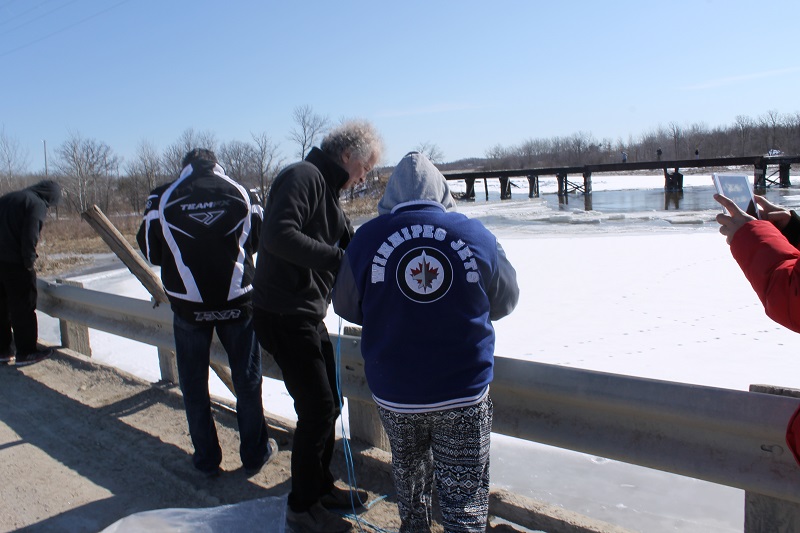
[2,0,81,34]
[0,0,21,12]
[0,0,133,59]
[0,0,59,31]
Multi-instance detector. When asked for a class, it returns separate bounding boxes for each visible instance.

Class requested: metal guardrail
[36,278,800,506]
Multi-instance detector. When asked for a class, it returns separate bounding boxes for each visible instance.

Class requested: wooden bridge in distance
[442,154,800,200]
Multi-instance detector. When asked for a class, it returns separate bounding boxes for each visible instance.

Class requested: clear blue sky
[2,0,799,173]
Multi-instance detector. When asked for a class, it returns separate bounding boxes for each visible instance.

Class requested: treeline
[438,109,800,171]
[1,108,799,217]
[0,128,286,216]
[0,105,364,217]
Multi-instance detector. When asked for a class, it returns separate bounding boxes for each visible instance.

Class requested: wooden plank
[80,205,237,395]
[80,205,167,304]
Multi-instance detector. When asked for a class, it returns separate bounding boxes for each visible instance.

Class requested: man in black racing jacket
[137,148,276,478]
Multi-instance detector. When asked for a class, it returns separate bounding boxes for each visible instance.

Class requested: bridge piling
[780,163,792,188]
[557,172,567,197]
[664,168,684,192]
[500,177,511,200]
[754,162,768,193]
[527,175,539,198]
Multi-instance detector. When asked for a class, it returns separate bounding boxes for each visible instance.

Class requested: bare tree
[758,109,783,152]
[788,112,800,154]
[288,105,329,159]
[218,139,258,187]
[484,144,508,170]
[685,122,708,159]
[0,126,30,189]
[414,141,445,165]
[638,129,660,162]
[667,122,683,158]
[568,131,594,163]
[732,115,753,156]
[251,131,284,201]
[121,140,163,213]
[161,128,218,178]
[515,139,537,168]
[54,132,120,213]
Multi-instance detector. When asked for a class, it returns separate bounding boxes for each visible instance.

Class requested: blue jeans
[173,313,270,472]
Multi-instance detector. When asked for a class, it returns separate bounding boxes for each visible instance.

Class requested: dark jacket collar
[305,147,349,194]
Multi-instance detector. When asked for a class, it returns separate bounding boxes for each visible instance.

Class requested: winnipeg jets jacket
[333,152,519,412]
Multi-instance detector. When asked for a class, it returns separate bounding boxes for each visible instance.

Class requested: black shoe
[15,348,53,367]
[286,502,352,533]
[319,485,368,510]
[244,437,278,477]
[0,346,14,363]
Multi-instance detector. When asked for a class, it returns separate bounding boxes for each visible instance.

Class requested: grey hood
[377,152,457,215]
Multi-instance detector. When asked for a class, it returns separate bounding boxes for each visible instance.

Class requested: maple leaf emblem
[410,252,440,290]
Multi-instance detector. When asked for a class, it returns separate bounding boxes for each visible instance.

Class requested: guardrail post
[348,397,391,452]
[745,384,800,532]
[341,326,390,452]
[157,347,179,384]
[54,279,92,356]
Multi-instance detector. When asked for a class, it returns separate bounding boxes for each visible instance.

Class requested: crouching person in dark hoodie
[333,152,520,533]
[0,180,62,366]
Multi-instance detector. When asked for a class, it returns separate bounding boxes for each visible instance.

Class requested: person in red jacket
[715,193,800,332]
[716,192,800,466]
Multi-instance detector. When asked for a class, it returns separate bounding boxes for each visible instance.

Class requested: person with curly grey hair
[252,119,383,533]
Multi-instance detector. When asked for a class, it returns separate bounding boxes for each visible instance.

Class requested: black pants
[0,264,38,356]
[253,309,340,512]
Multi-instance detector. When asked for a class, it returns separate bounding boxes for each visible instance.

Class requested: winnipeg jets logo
[188,210,225,226]
[397,247,453,303]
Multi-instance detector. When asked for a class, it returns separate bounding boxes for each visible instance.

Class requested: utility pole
[42,140,48,178]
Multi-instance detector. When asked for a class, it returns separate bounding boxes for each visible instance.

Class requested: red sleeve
[730,220,800,333]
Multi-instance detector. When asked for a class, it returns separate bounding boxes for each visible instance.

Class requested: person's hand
[754,195,792,230]
[714,194,755,245]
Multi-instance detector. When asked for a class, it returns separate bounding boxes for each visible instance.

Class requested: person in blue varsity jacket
[332,151,519,533]
[137,148,276,478]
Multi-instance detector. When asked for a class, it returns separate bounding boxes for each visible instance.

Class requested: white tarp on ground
[99,495,286,533]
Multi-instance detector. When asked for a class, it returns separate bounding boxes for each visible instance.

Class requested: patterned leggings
[377,395,493,533]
